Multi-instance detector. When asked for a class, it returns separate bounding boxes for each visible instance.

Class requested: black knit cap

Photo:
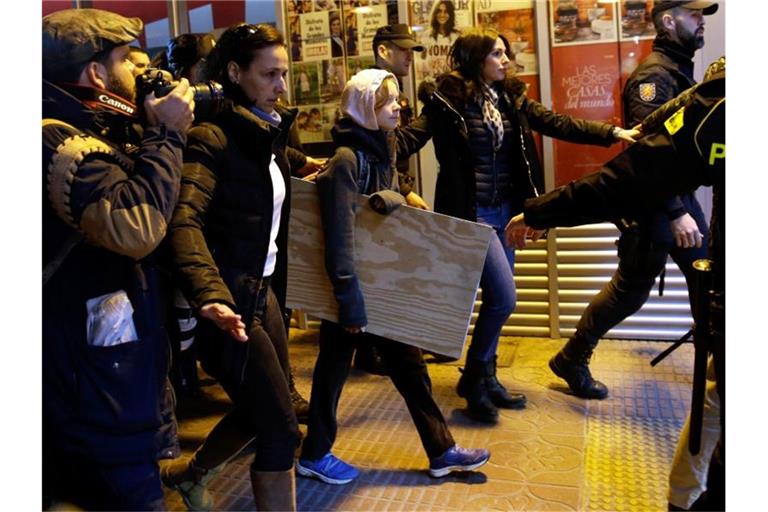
[651,1,719,16]
[43,8,143,78]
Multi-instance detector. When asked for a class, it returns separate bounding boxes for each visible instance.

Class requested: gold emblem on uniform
[639,82,656,102]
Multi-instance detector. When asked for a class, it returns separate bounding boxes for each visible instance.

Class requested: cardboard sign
[286,178,493,358]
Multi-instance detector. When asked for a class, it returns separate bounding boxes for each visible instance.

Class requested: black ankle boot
[484,356,526,409]
[288,368,309,424]
[549,335,608,399]
[456,358,498,423]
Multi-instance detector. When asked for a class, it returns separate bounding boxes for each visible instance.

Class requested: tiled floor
[164,329,697,511]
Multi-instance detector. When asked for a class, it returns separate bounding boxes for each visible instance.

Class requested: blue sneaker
[296,453,360,485]
[428,445,490,478]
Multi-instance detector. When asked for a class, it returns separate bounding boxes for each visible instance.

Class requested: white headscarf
[340,68,398,131]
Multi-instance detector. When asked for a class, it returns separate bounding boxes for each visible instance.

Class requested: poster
[296,104,340,143]
[409,0,473,84]
[301,10,332,61]
[550,0,618,46]
[346,54,375,82]
[476,0,538,75]
[549,44,624,186]
[344,7,359,56]
[618,38,653,94]
[321,58,347,101]
[356,3,389,57]
[293,61,321,105]
[619,0,655,40]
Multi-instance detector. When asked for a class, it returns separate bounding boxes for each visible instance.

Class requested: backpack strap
[354,149,371,194]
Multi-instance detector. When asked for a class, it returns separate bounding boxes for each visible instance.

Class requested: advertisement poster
[321,58,347,100]
[296,104,341,144]
[301,10,332,61]
[346,55,375,81]
[549,44,624,186]
[293,61,321,105]
[409,0,473,84]
[619,0,655,40]
[550,0,617,46]
[618,38,653,94]
[344,7,359,56]
[476,0,538,76]
[356,3,388,57]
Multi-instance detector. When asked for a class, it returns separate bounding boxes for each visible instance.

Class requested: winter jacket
[623,38,698,221]
[318,118,399,327]
[169,100,296,322]
[168,100,296,384]
[42,80,181,464]
[623,39,696,126]
[403,73,616,222]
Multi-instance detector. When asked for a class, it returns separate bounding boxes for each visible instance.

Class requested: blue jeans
[467,203,517,363]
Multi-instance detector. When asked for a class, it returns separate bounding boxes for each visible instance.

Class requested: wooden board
[286,178,493,358]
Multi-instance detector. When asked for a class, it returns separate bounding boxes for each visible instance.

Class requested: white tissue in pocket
[86,290,139,347]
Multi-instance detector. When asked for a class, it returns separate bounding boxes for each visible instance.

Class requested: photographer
[42,8,194,510]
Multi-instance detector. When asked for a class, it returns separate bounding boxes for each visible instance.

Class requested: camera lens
[190,81,225,119]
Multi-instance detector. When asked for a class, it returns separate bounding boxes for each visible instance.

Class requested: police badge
[639,82,656,102]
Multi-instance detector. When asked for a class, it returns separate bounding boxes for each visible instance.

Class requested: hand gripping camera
[136,68,225,121]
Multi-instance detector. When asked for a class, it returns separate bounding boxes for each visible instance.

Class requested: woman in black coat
[408,28,638,422]
[163,23,299,511]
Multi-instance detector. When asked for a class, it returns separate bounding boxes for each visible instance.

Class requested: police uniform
[544,0,718,400]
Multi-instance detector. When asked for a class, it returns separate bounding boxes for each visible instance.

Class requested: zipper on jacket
[433,90,468,136]
[491,150,498,205]
[519,129,540,197]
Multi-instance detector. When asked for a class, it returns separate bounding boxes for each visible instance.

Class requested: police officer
[42,8,194,510]
[505,61,725,511]
[544,0,719,400]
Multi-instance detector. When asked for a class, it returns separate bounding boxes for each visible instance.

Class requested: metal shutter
[552,223,693,340]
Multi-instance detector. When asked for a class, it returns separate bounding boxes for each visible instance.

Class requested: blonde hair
[374,77,398,110]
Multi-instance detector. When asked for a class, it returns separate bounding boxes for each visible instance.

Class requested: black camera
[136,69,225,120]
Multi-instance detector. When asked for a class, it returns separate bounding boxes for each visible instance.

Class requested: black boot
[549,335,608,399]
[353,345,389,375]
[288,368,310,424]
[485,356,526,409]
[456,358,498,423]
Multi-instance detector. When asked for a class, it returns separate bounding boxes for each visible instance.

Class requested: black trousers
[44,451,165,511]
[196,281,299,472]
[301,320,455,461]
[573,194,709,345]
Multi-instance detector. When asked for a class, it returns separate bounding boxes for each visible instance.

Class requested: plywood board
[286,178,493,358]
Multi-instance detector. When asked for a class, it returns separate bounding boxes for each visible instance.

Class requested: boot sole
[428,454,490,478]
[491,398,527,409]
[295,461,357,485]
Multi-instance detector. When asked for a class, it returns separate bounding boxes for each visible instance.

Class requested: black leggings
[301,320,455,461]
[196,283,299,472]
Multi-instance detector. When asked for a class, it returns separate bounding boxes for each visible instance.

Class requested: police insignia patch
[639,83,656,102]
